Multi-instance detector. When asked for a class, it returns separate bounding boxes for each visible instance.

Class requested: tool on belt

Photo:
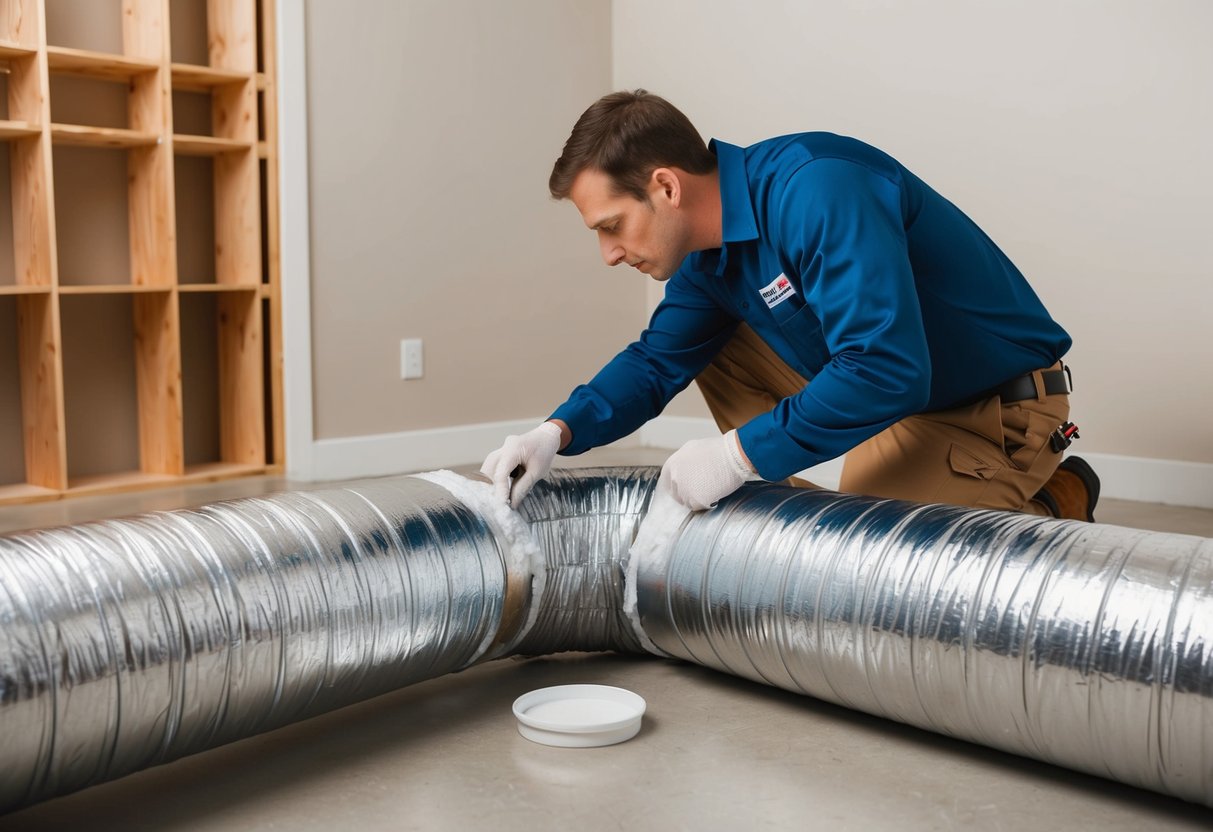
[1050,421,1081,453]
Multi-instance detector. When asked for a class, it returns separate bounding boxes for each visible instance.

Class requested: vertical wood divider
[126,0,183,476]
[261,0,284,470]
[210,0,263,466]
[218,290,263,465]
[10,0,67,489]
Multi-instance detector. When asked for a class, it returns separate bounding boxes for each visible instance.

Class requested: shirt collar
[711,139,759,244]
[690,139,758,277]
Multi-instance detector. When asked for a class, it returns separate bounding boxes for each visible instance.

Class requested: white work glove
[480,422,563,508]
[658,429,759,511]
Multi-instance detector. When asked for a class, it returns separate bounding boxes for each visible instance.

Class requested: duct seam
[412,471,545,660]
[625,486,688,659]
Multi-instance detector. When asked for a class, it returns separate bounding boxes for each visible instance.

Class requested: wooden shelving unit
[0,0,282,506]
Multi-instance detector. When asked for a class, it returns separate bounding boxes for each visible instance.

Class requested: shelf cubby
[174,153,215,284]
[0,295,28,488]
[0,0,279,504]
[44,0,124,54]
[179,287,263,471]
[52,144,133,285]
[60,291,182,485]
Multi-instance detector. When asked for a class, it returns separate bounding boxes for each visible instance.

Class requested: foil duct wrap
[0,477,517,811]
[636,485,1213,806]
[1,466,1212,812]
[511,468,653,656]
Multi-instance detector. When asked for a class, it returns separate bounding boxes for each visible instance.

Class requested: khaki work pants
[695,325,1069,516]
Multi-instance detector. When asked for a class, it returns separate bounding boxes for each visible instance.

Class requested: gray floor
[2,449,1212,831]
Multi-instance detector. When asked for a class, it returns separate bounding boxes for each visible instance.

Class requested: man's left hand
[658,429,759,510]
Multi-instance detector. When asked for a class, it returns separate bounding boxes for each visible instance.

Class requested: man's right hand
[480,421,565,508]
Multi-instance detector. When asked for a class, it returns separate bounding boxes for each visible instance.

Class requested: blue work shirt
[550,133,1072,481]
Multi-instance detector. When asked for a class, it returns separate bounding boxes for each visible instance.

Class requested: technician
[482,90,1099,521]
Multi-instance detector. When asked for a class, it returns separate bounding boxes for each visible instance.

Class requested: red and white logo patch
[759,273,796,309]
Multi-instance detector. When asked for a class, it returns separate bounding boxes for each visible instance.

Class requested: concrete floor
[2,448,1212,830]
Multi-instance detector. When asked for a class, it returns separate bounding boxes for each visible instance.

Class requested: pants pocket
[948,443,1002,481]
[1001,399,1069,472]
[932,442,1004,506]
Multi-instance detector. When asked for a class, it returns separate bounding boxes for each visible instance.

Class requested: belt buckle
[1062,363,1074,394]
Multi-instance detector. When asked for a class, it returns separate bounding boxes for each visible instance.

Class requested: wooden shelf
[67,470,182,496]
[0,483,61,505]
[0,285,51,295]
[0,40,35,59]
[0,119,41,139]
[46,46,158,80]
[173,134,253,156]
[171,62,250,91]
[51,123,160,148]
[183,462,267,482]
[3,464,270,505]
[178,283,260,293]
[58,285,173,295]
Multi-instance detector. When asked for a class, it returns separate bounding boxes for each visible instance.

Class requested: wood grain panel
[0,0,38,47]
[17,293,66,488]
[218,289,263,465]
[134,290,183,474]
[128,67,176,286]
[207,0,256,72]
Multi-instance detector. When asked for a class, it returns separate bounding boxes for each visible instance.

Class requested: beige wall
[617,0,1213,464]
[305,0,638,439]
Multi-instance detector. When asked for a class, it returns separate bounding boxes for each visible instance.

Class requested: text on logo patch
[760,274,796,309]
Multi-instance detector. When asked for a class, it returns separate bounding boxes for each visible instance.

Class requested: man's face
[569,168,690,282]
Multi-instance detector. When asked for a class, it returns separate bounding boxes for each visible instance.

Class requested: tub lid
[512,684,646,748]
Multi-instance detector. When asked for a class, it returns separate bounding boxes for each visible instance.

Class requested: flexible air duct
[0,467,1210,812]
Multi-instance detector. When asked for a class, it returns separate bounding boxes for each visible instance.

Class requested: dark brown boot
[1034,456,1100,521]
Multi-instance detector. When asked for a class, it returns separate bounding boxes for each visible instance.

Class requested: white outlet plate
[400,338,424,380]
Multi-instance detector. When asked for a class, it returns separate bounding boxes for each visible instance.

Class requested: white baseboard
[640,416,1213,510]
[309,418,546,482]
[1079,453,1213,510]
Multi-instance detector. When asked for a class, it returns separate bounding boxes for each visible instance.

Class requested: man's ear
[650,168,682,208]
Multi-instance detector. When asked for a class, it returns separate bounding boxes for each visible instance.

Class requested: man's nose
[601,240,626,267]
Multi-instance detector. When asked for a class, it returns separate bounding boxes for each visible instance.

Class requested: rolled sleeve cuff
[737,415,821,483]
[548,400,599,456]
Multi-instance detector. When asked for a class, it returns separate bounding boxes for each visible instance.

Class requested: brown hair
[549,89,717,203]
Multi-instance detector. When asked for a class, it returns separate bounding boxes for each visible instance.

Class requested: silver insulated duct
[1,467,1211,812]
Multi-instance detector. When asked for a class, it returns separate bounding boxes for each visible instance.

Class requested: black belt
[994,365,1072,404]
[934,365,1072,411]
